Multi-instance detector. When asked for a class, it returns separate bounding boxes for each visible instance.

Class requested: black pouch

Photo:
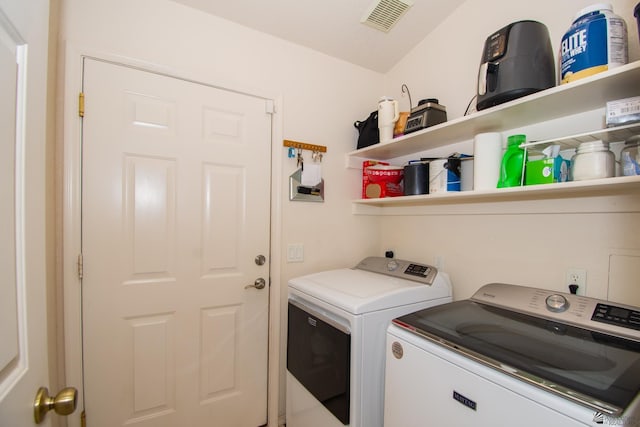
[354,111,379,149]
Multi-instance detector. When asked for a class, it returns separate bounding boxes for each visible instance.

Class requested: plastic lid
[576,140,610,152]
[576,3,613,18]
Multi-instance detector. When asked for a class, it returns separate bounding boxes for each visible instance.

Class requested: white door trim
[60,44,283,427]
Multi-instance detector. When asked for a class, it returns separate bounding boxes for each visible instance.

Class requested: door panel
[123,155,176,283]
[0,6,20,380]
[82,58,271,427]
[0,0,54,425]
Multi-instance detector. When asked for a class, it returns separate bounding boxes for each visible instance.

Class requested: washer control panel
[592,303,640,331]
[355,256,437,285]
[471,283,640,341]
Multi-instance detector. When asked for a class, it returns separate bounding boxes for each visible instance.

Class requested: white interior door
[81,58,272,427]
[0,1,58,426]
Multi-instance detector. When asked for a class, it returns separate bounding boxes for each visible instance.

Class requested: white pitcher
[378,96,399,143]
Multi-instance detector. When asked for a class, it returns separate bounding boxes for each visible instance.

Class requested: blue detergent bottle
[497,134,526,188]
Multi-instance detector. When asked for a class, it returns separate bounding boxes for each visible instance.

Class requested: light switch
[287,244,304,263]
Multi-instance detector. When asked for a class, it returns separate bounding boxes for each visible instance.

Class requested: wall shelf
[347,61,640,161]
[348,61,640,213]
[352,175,640,208]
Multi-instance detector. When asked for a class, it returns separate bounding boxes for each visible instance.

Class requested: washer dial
[546,294,569,313]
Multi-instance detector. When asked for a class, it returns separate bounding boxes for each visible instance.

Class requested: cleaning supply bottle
[497,134,526,188]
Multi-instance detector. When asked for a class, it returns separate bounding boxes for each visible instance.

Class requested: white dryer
[286,256,452,427]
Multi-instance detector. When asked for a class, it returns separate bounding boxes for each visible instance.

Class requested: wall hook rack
[283,139,327,153]
[283,140,326,202]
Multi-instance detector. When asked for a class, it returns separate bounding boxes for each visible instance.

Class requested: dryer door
[287,300,351,425]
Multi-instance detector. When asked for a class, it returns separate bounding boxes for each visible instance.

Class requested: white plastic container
[570,141,615,181]
[560,3,628,84]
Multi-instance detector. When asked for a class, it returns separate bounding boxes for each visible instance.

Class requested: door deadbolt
[245,278,266,290]
[34,386,78,424]
[255,254,266,266]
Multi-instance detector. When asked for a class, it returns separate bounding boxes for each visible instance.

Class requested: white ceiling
[172,0,466,73]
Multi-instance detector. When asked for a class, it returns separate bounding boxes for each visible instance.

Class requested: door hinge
[265,99,275,114]
[81,410,86,427]
[77,253,84,280]
[79,92,85,117]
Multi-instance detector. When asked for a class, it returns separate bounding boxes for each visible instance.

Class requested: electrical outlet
[566,268,587,295]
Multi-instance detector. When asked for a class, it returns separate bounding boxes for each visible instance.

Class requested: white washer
[384,283,640,426]
[286,256,452,427]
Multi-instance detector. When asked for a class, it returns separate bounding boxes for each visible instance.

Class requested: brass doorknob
[34,386,78,424]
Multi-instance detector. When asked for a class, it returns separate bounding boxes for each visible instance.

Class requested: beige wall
[57,0,640,423]
[380,0,640,301]
[376,203,640,301]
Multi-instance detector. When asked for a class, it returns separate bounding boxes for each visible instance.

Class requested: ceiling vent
[360,0,413,33]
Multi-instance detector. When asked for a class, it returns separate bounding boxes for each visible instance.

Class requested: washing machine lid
[288,259,451,315]
[393,284,640,416]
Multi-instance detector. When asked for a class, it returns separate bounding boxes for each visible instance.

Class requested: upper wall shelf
[347,61,640,161]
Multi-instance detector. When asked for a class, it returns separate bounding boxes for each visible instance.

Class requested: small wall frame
[289,168,324,202]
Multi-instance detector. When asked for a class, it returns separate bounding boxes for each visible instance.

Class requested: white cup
[378,97,399,143]
[473,132,503,190]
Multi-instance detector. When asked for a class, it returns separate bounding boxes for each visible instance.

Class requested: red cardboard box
[362,160,386,198]
[362,160,404,198]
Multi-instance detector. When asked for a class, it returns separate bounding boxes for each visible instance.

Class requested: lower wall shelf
[352,175,640,208]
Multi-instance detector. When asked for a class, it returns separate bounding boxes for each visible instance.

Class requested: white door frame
[60,45,284,427]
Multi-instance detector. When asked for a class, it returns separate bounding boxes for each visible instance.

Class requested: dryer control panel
[354,257,437,285]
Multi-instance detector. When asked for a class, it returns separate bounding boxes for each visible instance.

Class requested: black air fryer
[477,20,555,111]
